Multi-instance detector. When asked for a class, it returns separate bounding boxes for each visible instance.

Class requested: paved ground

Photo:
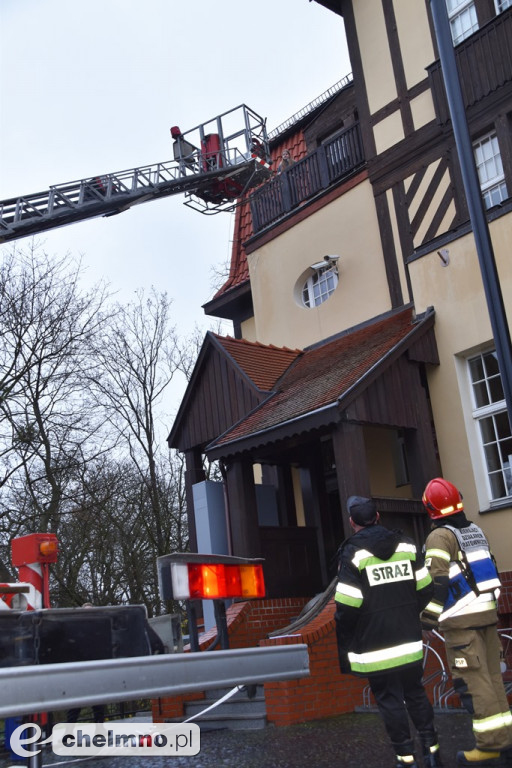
[0,710,486,768]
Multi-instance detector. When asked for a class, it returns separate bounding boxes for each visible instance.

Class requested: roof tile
[211,309,417,447]
[214,334,301,392]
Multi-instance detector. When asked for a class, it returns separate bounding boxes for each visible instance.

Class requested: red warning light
[170,559,265,600]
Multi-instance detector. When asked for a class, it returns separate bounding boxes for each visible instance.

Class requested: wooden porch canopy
[169,306,439,593]
[168,308,439,459]
[168,305,439,461]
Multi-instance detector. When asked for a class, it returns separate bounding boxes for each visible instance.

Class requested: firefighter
[421,478,512,767]
[335,496,442,768]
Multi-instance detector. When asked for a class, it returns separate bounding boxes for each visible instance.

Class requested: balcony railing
[427,8,512,124]
[249,122,364,234]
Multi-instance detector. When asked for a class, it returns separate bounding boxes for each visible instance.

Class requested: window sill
[479,498,512,514]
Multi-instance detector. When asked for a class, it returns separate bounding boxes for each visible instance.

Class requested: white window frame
[495,0,512,14]
[473,131,508,209]
[446,0,479,44]
[302,265,338,308]
[467,350,512,503]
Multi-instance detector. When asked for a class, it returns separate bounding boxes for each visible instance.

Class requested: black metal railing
[250,122,364,233]
[427,7,512,124]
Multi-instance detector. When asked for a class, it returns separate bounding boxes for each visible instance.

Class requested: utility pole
[429,0,512,422]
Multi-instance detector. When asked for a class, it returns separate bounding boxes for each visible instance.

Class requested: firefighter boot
[456,748,502,766]
[394,756,418,768]
[395,741,419,768]
[422,741,443,767]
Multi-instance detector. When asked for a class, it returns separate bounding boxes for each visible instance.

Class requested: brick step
[183,685,267,731]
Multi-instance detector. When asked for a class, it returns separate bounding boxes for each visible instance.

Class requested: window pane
[496,411,512,440]
[473,380,489,408]
[484,441,502,472]
[479,415,496,444]
[495,0,512,12]
[483,351,500,378]
[469,356,484,383]
[505,462,512,496]
[488,374,505,404]
[483,181,508,209]
[489,471,506,499]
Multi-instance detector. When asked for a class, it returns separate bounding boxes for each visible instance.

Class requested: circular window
[301,264,339,308]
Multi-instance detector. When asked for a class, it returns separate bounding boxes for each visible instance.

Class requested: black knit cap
[347,495,377,526]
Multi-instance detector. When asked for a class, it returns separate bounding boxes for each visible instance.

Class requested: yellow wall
[410,90,436,132]
[409,214,512,569]
[241,314,257,343]
[395,0,435,90]
[354,0,396,114]
[374,111,405,155]
[355,0,436,150]
[246,180,391,349]
[364,426,412,498]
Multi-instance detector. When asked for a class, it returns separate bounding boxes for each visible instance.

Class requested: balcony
[249,122,364,234]
[427,8,512,124]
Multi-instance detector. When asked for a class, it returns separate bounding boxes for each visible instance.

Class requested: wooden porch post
[224,459,261,558]
[331,422,372,540]
[405,373,442,498]
[185,448,206,553]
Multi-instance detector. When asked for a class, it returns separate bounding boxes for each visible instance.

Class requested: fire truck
[0,105,308,766]
[0,103,272,244]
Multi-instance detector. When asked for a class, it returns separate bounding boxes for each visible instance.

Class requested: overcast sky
[0,0,350,411]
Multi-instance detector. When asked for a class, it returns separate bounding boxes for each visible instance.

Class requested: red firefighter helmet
[422,477,464,519]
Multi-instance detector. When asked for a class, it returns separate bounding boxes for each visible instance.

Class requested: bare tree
[90,288,183,557]
[0,243,112,538]
[0,248,190,614]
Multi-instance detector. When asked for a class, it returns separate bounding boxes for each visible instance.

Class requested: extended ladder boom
[0,104,271,244]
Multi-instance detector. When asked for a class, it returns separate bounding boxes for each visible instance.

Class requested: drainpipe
[429,0,512,422]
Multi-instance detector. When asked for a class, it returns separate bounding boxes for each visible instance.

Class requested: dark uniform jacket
[335,524,433,677]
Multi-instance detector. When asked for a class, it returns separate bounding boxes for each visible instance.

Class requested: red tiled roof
[212,133,308,300]
[214,334,302,392]
[209,308,420,450]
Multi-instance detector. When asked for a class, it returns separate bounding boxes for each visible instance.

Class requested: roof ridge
[213,333,302,354]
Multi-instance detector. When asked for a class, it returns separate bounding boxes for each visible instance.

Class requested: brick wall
[261,601,367,727]
[152,597,308,723]
[152,573,512,726]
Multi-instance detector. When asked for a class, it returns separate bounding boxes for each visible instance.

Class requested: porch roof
[206,306,437,459]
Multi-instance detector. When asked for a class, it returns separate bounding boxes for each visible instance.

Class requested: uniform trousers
[444,624,512,752]
[369,663,436,755]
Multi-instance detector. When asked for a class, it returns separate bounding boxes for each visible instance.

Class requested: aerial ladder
[0,104,272,245]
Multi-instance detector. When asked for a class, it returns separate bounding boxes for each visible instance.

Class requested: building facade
[169,0,512,628]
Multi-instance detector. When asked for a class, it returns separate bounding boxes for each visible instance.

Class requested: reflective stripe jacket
[334,524,433,677]
[422,515,501,631]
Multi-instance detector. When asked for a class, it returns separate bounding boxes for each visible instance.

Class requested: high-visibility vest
[424,523,501,623]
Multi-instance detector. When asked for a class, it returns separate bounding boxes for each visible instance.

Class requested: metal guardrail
[0,644,310,718]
